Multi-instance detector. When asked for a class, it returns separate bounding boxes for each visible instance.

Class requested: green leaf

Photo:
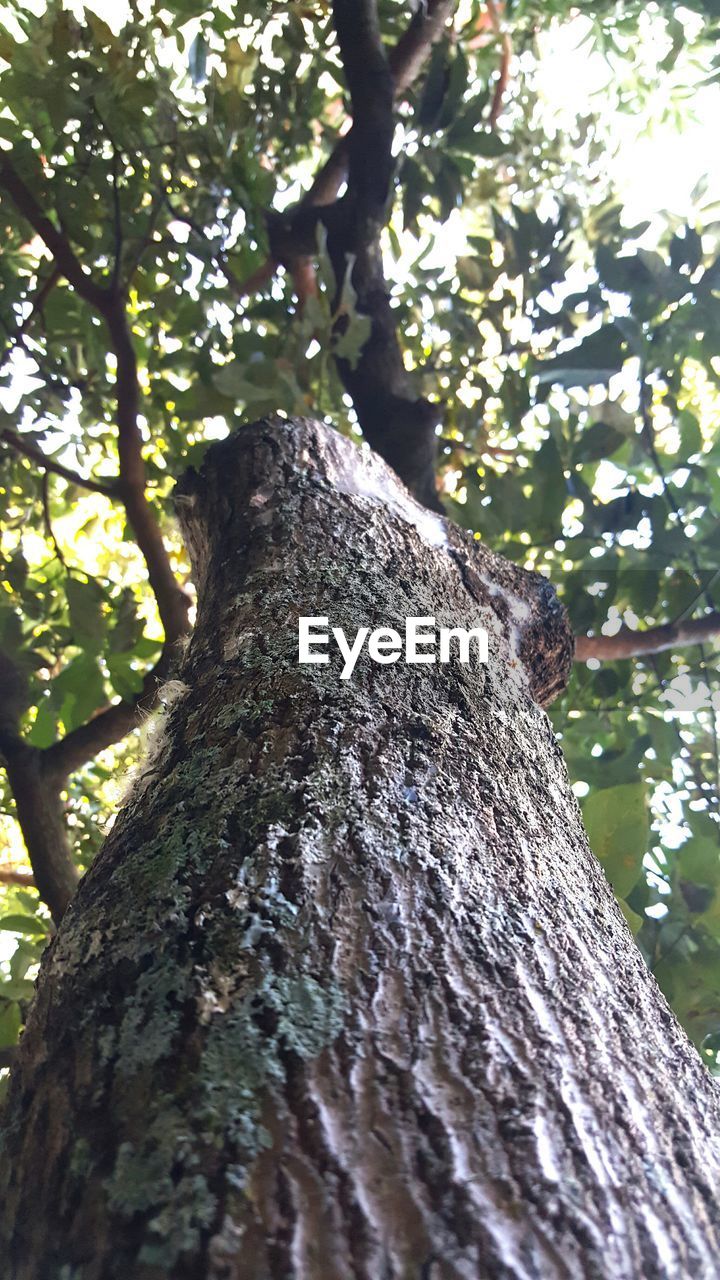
[573,423,627,464]
[654,948,720,1043]
[669,226,702,274]
[55,654,106,733]
[677,837,720,887]
[456,255,488,291]
[0,914,50,937]
[5,549,28,591]
[619,900,644,936]
[108,590,143,654]
[26,697,58,749]
[416,40,450,128]
[0,979,36,1002]
[0,606,23,655]
[65,577,105,652]
[106,653,145,700]
[188,32,208,85]
[582,782,649,898]
[445,92,490,148]
[469,131,513,159]
[535,324,625,388]
[679,410,702,457]
[0,1002,21,1050]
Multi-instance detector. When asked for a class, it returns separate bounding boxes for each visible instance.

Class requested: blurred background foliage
[0,0,719,1072]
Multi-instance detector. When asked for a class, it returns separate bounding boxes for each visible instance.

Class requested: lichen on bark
[1,417,719,1280]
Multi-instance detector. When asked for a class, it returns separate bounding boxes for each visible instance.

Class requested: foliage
[0,0,718,1070]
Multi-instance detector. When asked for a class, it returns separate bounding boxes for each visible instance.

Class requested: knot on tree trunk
[175,415,573,707]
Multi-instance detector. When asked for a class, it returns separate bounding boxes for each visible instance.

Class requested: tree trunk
[2,416,720,1280]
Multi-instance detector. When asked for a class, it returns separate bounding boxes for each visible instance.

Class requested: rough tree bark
[2,417,720,1280]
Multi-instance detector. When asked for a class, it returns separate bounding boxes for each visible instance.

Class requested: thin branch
[224,256,277,299]
[575,611,720,662]
[0,648,78,923]
[103,302,191,644]
[1,428,120,497]
[0,865,35,888]
[669,568,720,628]
[0,152,191,645]
[163,197,278,301]
[486,0,512,128]
[0,264,61,372]
[692,646,720,815]
[110,144,124,292]
[121,185,167,287]
[40,472,66,568]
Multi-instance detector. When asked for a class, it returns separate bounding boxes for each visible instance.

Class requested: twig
[1,428,120,498]
[0,265,61,373]
[669,569,720,628]
[0,866,35,888]
[110,143,124,292]
[697,645,720,816]
[575,612,720,662]
[40,473,66,568]
[490,41,512,127]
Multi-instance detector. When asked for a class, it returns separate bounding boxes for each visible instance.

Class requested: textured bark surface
[2,417,720,1280]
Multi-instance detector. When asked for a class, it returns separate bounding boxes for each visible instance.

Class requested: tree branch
[391,0,457,94]
[486,0,513,128]
[0,649,77,924]
[227,0,456,300]
[575,611,720,662]
[110,143,124,293]
[1,428,120,498]
[40,472,66,569]
[102,302,191,644]
[0,160,109,310]
[45,639,177,778]
[332,0,395,210]
[0,865,35,888]
[0,264,61,371]
[324,0,443,510]
[0,151,191,647]
[1,152,191,884]
[305,0,456,209]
